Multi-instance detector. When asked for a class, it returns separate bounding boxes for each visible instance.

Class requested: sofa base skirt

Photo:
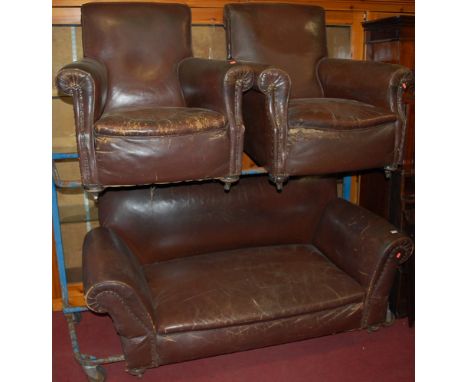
[155,302,363,365]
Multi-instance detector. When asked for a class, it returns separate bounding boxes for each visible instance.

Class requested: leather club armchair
[83,175,413,377]
[56,3,253,196]
[224,3,414,189]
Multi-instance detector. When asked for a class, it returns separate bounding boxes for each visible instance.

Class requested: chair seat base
[95,106,226,137]
[284,121,396,176]
[94,128,232,186]
[143,244,365,364]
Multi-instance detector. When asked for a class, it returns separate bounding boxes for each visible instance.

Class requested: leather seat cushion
[94,106,226,136]
[144,244,364,335]
[288,98,397,130]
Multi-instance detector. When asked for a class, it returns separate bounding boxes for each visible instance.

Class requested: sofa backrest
[81,3,191,111]
[98,175,337,264]
[224,3,327,99]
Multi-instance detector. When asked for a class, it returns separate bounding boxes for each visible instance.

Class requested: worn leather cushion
[288,98,397,130]
[144,244,364,335]
[94,107,226,137]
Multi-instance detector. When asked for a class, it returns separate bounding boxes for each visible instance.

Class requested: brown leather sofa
[224,3,414,189]
[83,175,413,378]
[56,3,253,196]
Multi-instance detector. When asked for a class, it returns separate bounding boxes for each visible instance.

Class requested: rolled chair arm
[317,58,412,112]
[55,58,108,191]
[235,61,291,188]
[178,58,254,178]
[317,58,414,166]
[313,199,414,327]
[83,227,159,370]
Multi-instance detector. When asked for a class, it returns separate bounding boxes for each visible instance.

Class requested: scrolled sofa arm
[55,58,108,191]
[317,58,414,166]
[83,227,159,371]
[178,58,254,178]
[314,199,414,327]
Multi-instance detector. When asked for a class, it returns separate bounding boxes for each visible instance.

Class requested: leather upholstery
[224,3,414,187]
[317,58,414,165]
[94,107,226,137]
[314,198,414,326]
[83,175,413,373]
[225,3,326,99]
[288,98,397,129]
[81,2,190,110]
[156,303,363,365]
[98,176,337,264]
[94,129,231,186]
[145,245,364,334]
[56,3,253,192]
[83,227,158,369]
[55,57,107,189]
[178,58,254,178]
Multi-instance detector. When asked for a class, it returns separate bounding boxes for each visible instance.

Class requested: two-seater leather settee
[83,175,413,377]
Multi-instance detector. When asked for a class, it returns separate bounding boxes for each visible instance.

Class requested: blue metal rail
[53,152,124,371]
[343,176,352,201]
[52,152,87,314]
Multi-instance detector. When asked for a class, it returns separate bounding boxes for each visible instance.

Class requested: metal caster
[83,365,106,382]
[268,174,288,191]
[382,308,396,327]
[384,166,396,179]
[128,367,145,378]
[221,176,239,192]
[367,324,381,333]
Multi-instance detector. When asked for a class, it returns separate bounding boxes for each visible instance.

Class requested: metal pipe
[52,175,71,308]
[343,176,351,201]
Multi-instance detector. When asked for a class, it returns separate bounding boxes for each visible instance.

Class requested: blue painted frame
[52,152,88,314]
[343,176,352,201]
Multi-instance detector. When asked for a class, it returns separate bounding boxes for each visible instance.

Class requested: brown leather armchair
[224,3,414,189]
[56,3,253,196]
[83,175,413,378]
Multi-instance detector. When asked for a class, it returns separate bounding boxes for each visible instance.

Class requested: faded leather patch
[95,106,226,137]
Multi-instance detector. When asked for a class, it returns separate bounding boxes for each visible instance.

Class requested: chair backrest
[224,3,327,99]
[81,3,192,111]
[98,175,337,265]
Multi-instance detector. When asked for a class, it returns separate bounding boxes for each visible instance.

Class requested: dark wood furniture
[359,15,414,324]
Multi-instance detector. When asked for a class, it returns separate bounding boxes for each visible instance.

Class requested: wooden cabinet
[358,15,414,322]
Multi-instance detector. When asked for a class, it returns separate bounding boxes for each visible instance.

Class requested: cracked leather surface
[95,107,226,137]
[97,176,337,264]
[83,227,159,369]
[288,98,397,129]
[55,3,253,190]
[145,244,364,334]
[314,198,414,326]
[83,175,413,371]
[225,3,326,99]
[178,57,254,176]
[224,3,413,181]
